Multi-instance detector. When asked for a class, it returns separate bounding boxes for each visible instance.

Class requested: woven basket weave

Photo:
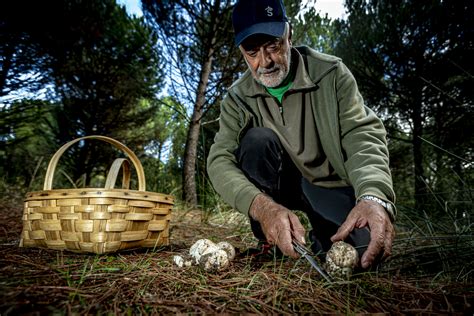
[19,135,174,254]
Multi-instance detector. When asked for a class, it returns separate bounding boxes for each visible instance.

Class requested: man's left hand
[330,200,395,269]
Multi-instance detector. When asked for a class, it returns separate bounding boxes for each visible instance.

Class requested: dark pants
[235,127,370,258]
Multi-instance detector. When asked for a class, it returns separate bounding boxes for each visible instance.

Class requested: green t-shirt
[266,71,294,103]
[265,63,296,104]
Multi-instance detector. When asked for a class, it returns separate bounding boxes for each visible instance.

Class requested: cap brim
[235,22,286,46]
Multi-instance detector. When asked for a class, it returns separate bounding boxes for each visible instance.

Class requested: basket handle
[43,135,146,191]
[105,158,131,190]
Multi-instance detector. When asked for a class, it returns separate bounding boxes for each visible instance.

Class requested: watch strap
[358,195,395,220]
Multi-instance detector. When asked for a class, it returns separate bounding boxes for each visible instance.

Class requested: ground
[0,201,473,315]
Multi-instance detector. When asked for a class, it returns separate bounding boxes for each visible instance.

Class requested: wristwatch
[359,195,394,214]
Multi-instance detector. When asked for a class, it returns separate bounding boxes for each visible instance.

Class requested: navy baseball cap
[232,0,288,46]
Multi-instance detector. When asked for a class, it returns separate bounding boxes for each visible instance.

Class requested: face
[239,25,292,88]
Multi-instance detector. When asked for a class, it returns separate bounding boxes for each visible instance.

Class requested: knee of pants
[239,127,281,155]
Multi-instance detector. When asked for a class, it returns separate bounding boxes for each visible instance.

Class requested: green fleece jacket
[207,46,396,220]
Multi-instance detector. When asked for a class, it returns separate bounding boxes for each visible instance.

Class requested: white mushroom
[189,239,219,264]
[216,241,236,261]
[172,255,193,268]
[198,249,230,272]
[173,255,185,268]
[173,239,236,272]
[324,241,358,279]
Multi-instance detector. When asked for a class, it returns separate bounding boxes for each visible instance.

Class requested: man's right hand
[249,194,306,258]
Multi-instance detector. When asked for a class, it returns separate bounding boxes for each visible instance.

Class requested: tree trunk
[182,51,214,207]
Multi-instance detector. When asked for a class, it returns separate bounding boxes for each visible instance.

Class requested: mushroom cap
[173,254,194,268]
[326,241,358,268]
[325,241,359,279]
[198,249,230,272]
[173,255,184,268]
[189,239,218,264]
[216,241,236,261]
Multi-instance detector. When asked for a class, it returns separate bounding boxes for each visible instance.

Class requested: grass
[0,195,473,314]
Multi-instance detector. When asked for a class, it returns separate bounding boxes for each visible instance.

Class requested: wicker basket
[19,135,174,254]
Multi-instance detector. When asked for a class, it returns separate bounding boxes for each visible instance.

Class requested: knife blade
[292,238,333,283]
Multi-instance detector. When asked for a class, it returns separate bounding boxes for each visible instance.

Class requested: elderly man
[207,0,395,269]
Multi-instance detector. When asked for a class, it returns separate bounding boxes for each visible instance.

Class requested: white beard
[249,49,291,88]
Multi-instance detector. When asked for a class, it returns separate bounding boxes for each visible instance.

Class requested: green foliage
[142,97,188,195]
[142,0,240,113]
[286,0,338,53]
[1,0,165,190]
[329,0,474,277]
[333,0,474,213]
[43,0,162,138]
[142,0,243,206]
[0,100,58,190]
[0,6,52,98]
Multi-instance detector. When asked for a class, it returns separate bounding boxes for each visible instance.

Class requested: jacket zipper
[279,95,286,125]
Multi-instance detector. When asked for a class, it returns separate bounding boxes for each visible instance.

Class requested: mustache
[257,65,281,75]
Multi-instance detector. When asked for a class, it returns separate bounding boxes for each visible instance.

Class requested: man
[207,0,395,269]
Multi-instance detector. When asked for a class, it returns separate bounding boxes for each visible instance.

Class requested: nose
[258,47,272,68]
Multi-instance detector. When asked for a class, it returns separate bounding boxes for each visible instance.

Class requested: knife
[292,238,333,283]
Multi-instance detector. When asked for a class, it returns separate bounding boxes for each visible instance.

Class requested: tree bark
[182,51,214,207]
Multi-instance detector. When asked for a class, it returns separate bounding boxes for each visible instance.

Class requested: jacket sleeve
[206,93,262,216]
[336,62,397,220]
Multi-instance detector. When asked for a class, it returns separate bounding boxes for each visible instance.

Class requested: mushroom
[324,241,358,279]
[189,239,219,264]
[173,255,193,268]
[176,239,236,272]
[198,249,230,272]
[216,241,236,261]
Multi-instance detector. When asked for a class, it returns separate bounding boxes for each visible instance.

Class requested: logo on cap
[265,6,273,17]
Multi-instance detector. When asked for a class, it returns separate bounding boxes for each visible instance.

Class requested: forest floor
[0,199,473,315]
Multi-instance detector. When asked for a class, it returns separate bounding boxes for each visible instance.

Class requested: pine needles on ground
[0,201,473,314]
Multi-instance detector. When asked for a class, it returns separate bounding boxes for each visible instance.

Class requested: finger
[278,228,299,258]
[331,215,357,242]
[265,225,278,245]
[288,213,306,244]
[382,224,395,260]
[361,221,385,269]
